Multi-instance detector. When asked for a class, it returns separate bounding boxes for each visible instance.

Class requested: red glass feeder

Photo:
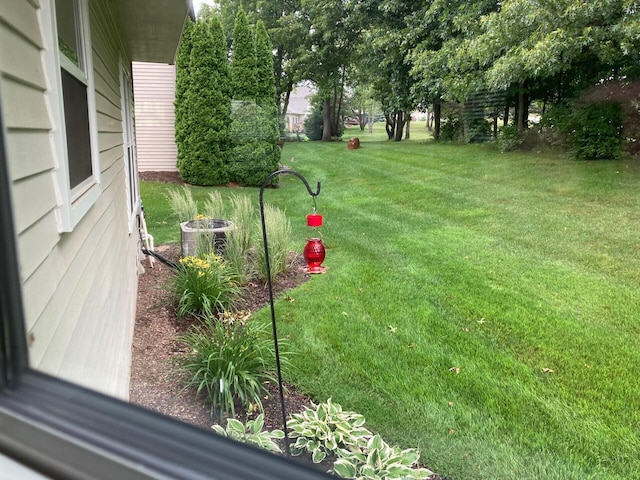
[304,213,327,273]
[306,213,323,227]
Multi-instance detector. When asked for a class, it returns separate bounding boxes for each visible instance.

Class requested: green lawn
[140,133,640,479]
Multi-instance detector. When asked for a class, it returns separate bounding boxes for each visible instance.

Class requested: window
[45,0,100,232]
[120,63,139,230]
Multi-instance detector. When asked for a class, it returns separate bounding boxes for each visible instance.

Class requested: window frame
[0,92,329,479]
[119,60,140,232]
[43,0,101,233]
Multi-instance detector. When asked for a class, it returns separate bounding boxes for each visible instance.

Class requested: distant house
[285,83,314,132]
[0,0,189,399]
[132,62,179,171]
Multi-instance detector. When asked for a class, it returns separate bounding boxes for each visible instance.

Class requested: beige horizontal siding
[132,61,178,171]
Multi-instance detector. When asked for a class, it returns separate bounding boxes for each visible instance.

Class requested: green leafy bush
[173,253,241,318]
[497,124,523,152]
[287,400,432,478]
[570,102,623,160]
[175,313,283,417]
[288,399,372,464]
[212,414,284,453]
[255,203,291,281]
[439,116,462,141]
[333,435,433,479]
[465,117,492,143]
[304,105,324,141]
[542,101,623,159]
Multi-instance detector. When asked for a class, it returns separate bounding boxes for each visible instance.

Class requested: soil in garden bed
[129,243,315,432]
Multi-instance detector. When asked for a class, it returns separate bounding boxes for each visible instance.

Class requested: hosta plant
[287,399,372,464]
[212,414,284,453]
[332,435,433,479]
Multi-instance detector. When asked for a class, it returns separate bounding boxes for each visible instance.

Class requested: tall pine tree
[174,18,194,165]
[177,14,231,186]
[254,20,281,179]
[230,8,257,101]
[228,9,279,186]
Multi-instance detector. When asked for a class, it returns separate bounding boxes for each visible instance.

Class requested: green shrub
[439,116,462,141]
[255,203,292,281]
[173,253,241,318]
[212,414,284,453]
[304,105,324,141]
[287,400,433,478]
[497,124,522,152]
[570,102,623,160]
[333,435,433,479]
[175,313,283,417]
[542,101,623,159]
[229,101,281,187]
[288,398,372,464]
[465,117,492,143]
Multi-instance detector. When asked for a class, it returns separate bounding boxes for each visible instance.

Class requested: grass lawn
[140,128,640,479]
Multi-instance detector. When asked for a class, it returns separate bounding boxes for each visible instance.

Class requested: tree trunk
[394,111,405,141]
[280,80,293,134]
[504,106,509,126]
[385,113,395,140]
[405,115,411,140]
[322,98,332,141]
[493,108,498,138]
[517,84,528,132]
[425,106,431,130]
[433,103,442,140]
[358,107,367,131]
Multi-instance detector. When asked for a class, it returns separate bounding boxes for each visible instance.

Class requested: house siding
[132,62,178,171]
[0,0,141,399]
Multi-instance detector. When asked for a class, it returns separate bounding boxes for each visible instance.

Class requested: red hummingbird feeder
[304,212,327,274]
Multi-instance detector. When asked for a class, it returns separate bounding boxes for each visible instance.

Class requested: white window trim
[119,59,139,233]
[42,0,101,233]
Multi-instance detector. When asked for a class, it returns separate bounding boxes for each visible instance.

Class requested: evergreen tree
[228,15,282,186]
[178,15,231,185]
[254,20,281,180]
[230,8,257,101]
[255,21,277,107]
[174,18,194,164]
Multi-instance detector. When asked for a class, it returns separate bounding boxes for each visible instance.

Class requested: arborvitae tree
[255,21,276,107]
[178,15,231,185]
[230,8,257,101]
[253,20,280,179]
[174,18,194,161]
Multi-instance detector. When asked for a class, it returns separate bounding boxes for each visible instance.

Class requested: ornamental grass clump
[174,253,241,318]
[175,313,284,417]
[255,203,291,281]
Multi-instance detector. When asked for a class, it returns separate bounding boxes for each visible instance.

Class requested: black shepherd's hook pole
[259,169,321,456]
